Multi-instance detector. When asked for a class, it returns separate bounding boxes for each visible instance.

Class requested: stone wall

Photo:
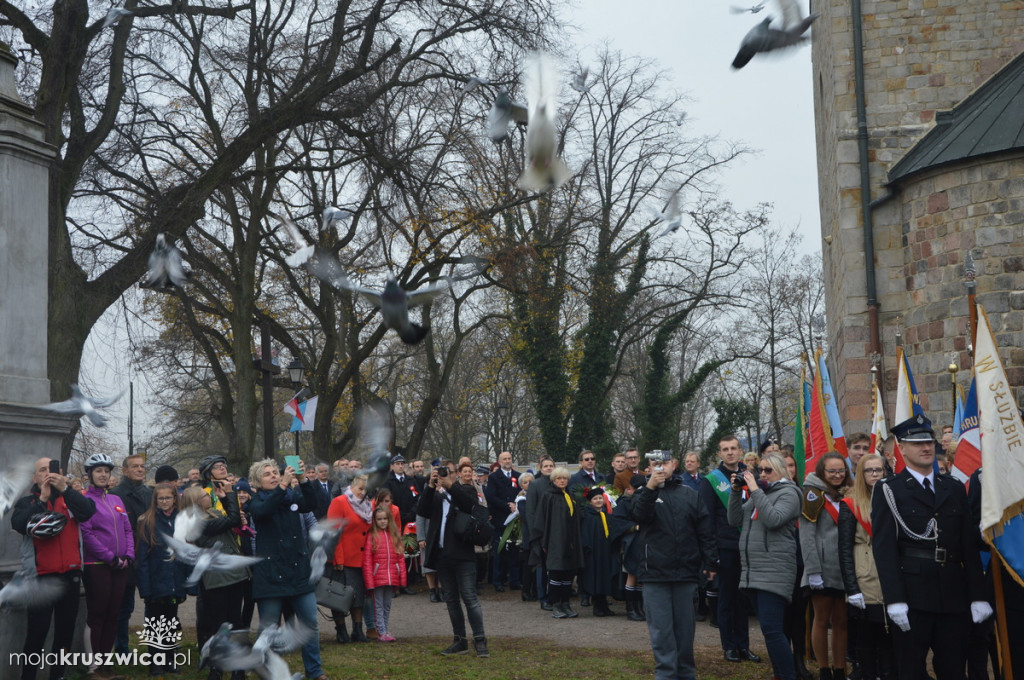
[812,0,1024,431]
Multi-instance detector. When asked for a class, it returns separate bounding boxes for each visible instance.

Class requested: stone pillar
[0,44,76,680]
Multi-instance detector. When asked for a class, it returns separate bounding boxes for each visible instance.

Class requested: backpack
[452,502,494,547]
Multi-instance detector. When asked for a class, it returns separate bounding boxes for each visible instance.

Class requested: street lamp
[496,400,509,455]
[287,358,304,456]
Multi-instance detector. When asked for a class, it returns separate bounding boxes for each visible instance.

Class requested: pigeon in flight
[463,76,491,93]
[0,459,34,521]
[200,623,264,674]
[653,187,684,238]
[307,517,345,585]
[140,233,190,291]
[320,207,353,233]
[200,620,311,680]
[570,67,591,93]
[37,384,125,427]
[486,91,529,143]
[340,277,452,344]
[101,8,134,29]
[0,571,67,609]
[732,0,818,69]
[352,406,394,496]
[160,533,264,587]
[731,2,766,13]
[517,52,572,192]
[675,112,687,126]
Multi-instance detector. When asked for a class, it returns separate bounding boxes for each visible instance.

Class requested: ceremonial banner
[869,377,887,455]
[975,304,1024,586]
[892,347,924,473]
[793,363,810,484]
[807,348,836,475]
[818,353,847,457]
[950,379,979,487]
[288,396,319,432]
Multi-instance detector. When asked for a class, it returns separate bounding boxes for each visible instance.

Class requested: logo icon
[137,615,182,650]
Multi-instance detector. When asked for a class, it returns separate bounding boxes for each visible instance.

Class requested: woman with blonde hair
[838,454,894,680]
[535,466,584,619]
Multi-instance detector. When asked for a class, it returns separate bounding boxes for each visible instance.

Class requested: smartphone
[49,459,61,474]
[284,455,301,473]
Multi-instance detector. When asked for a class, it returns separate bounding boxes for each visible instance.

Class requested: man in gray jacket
[631,456,718,680]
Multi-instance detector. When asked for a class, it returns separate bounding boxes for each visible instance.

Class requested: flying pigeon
[486,91,529,143]
[352,406,394,496]
[173,504,207,543]
[37,384,125,427]
[320,207,353,233]
[570,67,591,93]
[0,459,34,521]
[653,186,684,238]
[731,2,766,13]
[140,233,190,290]
[463,76,490,93]
[517,52,572,192]
[732,0,818,69]
[334,277,451,345]
[675,112,687,127]
[160,533,264,586]
[102,8,134,29]
[0,571,66,609]
[307,517,345,584]
[200,620,310,680]
[200,623,263,674]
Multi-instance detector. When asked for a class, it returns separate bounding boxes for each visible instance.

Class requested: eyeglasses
[824,468,847,476]
[863,467,885,475]
[758,467,775,475]
[582,457,595,462]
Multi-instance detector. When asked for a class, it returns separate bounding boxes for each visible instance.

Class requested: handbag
[451,502,494,547]
[315,572,354,614]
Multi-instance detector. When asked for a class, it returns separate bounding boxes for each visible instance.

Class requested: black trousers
[891,608,969,680]
[21,572,81,680]
[143,598,181,666]
[196,580,245,651]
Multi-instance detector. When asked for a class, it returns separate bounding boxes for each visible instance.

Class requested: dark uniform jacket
[384,472,419,527]
[870,469,984,613]
[698,462,746,552]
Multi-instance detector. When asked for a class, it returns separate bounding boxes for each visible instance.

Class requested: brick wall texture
[812,0,1024,431]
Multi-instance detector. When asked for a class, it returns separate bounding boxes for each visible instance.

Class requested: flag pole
[966,255,1012,680]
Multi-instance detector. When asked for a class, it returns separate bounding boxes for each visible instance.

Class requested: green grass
[65,632,771,680]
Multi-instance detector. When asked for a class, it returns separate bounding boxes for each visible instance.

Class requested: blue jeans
[643,582,698,680]
[257,591,322,679]
[437,555,485,639]
[753,589,796,680]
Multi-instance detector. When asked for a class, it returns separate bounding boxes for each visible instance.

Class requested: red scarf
[841,497,872,537]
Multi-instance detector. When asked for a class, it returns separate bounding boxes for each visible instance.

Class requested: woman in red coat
[326,475,372,642]
[362,506,406,642]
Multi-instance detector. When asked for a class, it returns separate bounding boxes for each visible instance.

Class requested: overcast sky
[80,0,824,463]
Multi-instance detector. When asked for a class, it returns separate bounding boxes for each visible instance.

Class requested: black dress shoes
[739,649,762,663]
[724,650,742,663]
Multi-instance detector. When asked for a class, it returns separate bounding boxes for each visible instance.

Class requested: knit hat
[154,465,179,484]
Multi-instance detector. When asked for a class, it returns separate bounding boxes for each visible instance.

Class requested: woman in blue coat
[245,459,327,680]
[135,483,190,675]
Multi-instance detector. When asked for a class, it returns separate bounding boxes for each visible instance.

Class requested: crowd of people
[8,410,1024,680]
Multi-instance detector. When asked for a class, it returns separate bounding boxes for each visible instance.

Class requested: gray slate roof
[887,50,1024,185]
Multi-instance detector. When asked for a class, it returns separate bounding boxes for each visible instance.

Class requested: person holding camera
[631,454,717,680]
[418,461,489,657]
[728,453,802,680]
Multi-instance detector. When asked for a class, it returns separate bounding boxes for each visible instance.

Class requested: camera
[731,473,747,491]
[437,466,448,478]
[645,450,671,472]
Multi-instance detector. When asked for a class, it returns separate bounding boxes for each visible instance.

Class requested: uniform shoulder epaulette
[801,486,825,522]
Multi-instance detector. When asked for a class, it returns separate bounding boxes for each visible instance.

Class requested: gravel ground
[130,585,767,653]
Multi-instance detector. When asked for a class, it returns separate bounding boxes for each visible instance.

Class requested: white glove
[971,601,994,623]
[808,573,824,589]
[848,593,866,609]
[887,602,910,632]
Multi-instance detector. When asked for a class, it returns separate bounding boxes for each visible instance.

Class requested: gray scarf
[345,487,373,523]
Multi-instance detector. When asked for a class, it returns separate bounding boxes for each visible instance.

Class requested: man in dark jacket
[632,456,717,680]
[698,434,758,662]
[418,465,489,658]
[383,454,418,526]
[11,457,97,680]
[111,453,151,654]
[569,449,605,489]
[484,451,520,591]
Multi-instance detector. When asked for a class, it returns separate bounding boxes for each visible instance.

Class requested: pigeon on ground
[160,533,264,587]
[517,52,572,192]
[653,186,684,238]
[140,233,190,290]
[570,67,591,93]
[463,76,490,93]
[200,623,263,673]
[307,517,345,584]
[102,8,134,29]
[0,459,34,521]
[335,277,451,345]
[732,0,818,69]
[731,2,766,13]
[0,572,66,609]
[37,384,125,427]
[320,207,353,233]
[486,91,529,143]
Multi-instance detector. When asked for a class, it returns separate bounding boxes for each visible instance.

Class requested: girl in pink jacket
[362,506,406,642]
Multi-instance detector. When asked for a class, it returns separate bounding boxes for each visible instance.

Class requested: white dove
[517,52,572,192]
[463,75,490,93]
[140,233,190,291]
[0,571,67,609]
[160,533,264,586]
[102,8,134,29]
[251,620,314,680]
[570,67,591,93]
[486,91,529,143]
[0,459,35,520]
[320,207,353,233]
[653,186,684,238]
[307,517,345,584]
[37,384,125,427]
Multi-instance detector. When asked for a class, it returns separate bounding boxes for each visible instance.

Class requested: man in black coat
[418,466,489,658]
[383,454,418,526]
[569,449,605,489]
[111,453,152,654]
[484,451,520,591]
[871,414,989,680]
[632,456,718,680]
